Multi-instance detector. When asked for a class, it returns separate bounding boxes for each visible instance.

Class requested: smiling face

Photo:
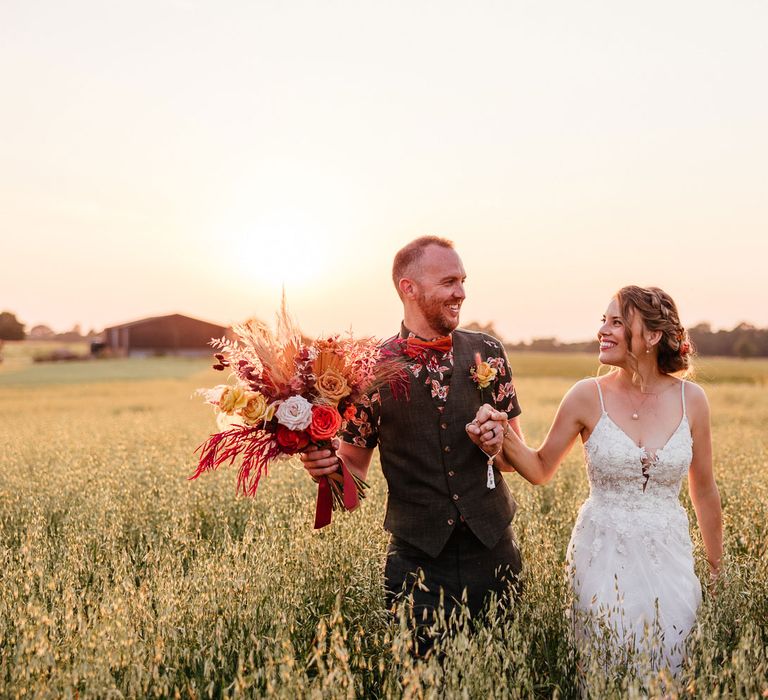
[402,244,466,336]
[597,297,647,367]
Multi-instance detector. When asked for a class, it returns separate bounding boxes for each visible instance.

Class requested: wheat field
[0,352,766,698]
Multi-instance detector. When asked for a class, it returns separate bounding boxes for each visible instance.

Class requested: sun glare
[224,211,332,294]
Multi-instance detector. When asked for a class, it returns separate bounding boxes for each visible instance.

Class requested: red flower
[343,404,357,421]
[275,426,310,454]
[309,404,342,442]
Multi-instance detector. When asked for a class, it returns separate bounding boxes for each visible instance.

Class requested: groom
[300,236,523,652]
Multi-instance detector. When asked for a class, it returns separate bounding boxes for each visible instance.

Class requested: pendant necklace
[628,390,653,420]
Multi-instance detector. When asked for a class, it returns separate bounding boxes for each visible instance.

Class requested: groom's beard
[415,290,461,336]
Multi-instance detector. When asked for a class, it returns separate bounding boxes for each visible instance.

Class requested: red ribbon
[313,454,359,529]
[341,457,359,511]
[314,475,333,529]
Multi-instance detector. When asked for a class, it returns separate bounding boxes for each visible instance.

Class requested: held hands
[299,438,341,478]
[465,404,509,455]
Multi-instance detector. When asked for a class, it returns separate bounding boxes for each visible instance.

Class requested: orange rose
[473,361,497,389]
[309,404,342,442]
[315,368,351,405]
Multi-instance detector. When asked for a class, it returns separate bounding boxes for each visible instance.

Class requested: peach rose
[315,368,351,405]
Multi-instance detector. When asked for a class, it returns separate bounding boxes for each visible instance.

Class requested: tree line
[0,312,97,342]
[464,321,768,359]
[3,312,767,358]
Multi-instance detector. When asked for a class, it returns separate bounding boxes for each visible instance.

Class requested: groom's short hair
[392,236,454,298]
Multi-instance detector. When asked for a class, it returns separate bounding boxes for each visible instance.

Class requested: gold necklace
[627,388,657,420]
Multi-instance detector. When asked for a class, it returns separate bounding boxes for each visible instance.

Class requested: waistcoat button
[441,422,448,430]
[448,470,455,477]
[444,445,451,453]
[447,518,455,526]
[452,494,459,501]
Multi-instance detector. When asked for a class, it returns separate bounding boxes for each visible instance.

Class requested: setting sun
[223,211,332,293]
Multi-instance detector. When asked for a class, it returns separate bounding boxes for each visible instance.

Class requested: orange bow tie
[405,335,453,357]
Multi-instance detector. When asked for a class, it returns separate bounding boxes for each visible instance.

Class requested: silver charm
[486,459,496,489]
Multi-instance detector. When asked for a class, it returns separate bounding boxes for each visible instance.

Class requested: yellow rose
[239,392,269,425]
[474,361,497,389]
[315,368,351,405]
[218,385,249,414]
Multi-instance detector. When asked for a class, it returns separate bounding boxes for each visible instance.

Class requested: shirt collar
[399,321,454,342]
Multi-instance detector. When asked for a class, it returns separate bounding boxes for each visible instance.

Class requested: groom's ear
[399,278,417,299]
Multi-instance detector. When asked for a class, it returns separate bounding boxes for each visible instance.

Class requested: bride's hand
[707,558,722,584]
[466,404,508,453]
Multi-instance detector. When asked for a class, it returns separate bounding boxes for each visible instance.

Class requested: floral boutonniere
[471,352,497,393]
[471,351,500,490]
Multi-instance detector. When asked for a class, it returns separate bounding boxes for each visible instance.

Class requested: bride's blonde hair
[615,285,694,377]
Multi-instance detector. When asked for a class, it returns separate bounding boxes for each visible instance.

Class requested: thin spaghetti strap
[681,380,687,419]
[594,378,606,413]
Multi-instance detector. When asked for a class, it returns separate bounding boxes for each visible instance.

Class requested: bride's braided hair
[616,285,694,375]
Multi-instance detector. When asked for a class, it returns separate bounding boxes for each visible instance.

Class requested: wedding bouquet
[191,302,403,528]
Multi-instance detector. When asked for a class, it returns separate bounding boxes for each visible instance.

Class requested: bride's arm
[686,384,723,578]
[486,380,591,485]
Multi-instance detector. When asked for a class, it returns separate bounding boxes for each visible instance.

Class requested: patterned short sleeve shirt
[342,325,521,449]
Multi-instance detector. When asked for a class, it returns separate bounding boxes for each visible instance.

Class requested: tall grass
[0,363,765,697]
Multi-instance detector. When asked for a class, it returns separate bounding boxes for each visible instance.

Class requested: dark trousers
[384,522,523,656]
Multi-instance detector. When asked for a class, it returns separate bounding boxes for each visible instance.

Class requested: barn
[101,313,228,357]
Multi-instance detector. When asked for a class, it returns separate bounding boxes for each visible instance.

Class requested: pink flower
[275,395,313,431]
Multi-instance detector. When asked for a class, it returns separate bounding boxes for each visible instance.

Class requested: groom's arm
[300,392,379,482]
[466,339,523,471]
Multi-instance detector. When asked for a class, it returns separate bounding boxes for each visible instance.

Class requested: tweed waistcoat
[378,329,518,557]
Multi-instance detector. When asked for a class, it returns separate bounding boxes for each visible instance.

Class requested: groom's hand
[466,404,508,453]
[299,438,341,478]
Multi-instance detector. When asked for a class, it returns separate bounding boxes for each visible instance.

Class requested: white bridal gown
[567,379,702,675]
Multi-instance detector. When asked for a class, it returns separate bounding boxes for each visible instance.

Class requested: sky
[1,0,766,343]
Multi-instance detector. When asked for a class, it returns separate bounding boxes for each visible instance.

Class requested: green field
[0,353,766,697]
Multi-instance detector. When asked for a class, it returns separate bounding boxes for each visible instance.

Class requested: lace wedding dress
[566,379,702,675]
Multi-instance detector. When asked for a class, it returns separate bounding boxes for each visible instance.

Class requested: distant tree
[733,336,758,359]
[529,337,560,351]
[29,324,55,339]
[55,324,84,341]
[0,311,25,340]
[462,321,505,341]
[469,319,768,357]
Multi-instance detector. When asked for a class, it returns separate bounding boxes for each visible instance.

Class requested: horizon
[10,308,764,347]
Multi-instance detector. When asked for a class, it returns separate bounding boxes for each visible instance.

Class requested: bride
[469,285,723,676]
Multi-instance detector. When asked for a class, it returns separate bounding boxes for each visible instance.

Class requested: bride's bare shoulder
[568,376,601,396]
[561,377,603,411]
[682,379,710,415]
